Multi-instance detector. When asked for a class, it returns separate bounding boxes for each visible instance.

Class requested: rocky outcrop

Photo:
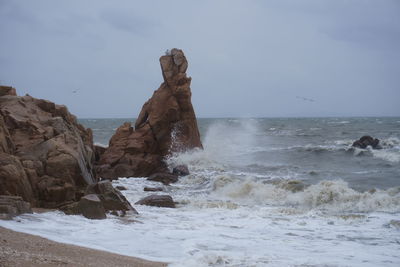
[135,194,175,208]
[98,49,202,179]
[0,88,96,208]
[352,136,381,149]
[0,195,32,220]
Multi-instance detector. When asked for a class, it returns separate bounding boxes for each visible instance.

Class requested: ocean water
[1,117,400,266]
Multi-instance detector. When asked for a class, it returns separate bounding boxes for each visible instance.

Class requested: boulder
[85,180,137,214]
[0,195,32,220]
[352,136,381,149]
[59,201,81,215]
[135,194,175,208]
[98,49,202,179]
[147,172,178,185]
[0,87,97,208]
[172,165,190,176]
[78,194,106,219]
[144,187,164,192]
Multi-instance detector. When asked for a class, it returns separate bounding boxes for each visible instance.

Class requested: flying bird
[72,89,78,93]
[296,96,315,102]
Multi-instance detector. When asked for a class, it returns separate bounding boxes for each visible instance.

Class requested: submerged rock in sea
[147,172,179,185]
[98,49,202,179]
[0,87,96,208]
[144,186,164,192]
[352,136,381,149]
[135,194,175,208]
[172,165,190,176]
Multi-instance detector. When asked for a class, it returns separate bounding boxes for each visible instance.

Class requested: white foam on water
[2,176,400,267]
[1,120,400,266]
[167,119,262,171]
[370,149,400,163]
[94,142,108,147]
[212,177,400,213]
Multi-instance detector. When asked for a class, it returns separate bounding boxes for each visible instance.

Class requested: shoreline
[0,226,167,267]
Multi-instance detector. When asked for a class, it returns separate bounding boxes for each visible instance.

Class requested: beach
[0,226,167,267]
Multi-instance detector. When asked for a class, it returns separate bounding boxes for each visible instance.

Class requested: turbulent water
[1,117,400,266]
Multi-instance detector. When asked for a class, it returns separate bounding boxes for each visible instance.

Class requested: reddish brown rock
[98,49,202,179]
[0,153,35,204]
[0,87,97,208]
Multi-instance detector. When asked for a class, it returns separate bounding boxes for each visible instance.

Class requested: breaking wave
[211,177,400,213]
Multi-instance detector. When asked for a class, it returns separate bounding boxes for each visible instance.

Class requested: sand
[0,226,168,267]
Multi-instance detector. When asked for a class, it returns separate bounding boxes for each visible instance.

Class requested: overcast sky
[1,0,399,118]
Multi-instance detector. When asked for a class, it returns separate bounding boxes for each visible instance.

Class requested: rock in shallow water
[147,173,179,185]
[98,49,202,179]
[352,136,381,149]
[135,195,175,208]
[85,180,137,214]
[172,165,190,176]
[144,187,164,192]
[78,194,106,220]
[0,195,32,220]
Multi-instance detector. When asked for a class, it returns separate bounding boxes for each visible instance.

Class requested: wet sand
[0,226,167,267]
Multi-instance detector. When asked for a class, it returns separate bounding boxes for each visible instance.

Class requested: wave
[211,177,400,213]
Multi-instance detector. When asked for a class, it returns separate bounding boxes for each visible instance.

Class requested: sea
[1,117,400,266]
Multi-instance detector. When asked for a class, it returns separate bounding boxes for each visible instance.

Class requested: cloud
[0,0,399,117]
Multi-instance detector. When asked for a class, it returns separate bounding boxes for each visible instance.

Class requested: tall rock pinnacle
[98,49,202,178]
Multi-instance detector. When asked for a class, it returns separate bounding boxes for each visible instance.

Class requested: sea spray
[209,176,400,213]
[166,119,262,171]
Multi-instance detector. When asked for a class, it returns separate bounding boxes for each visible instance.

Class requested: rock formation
[0,195,32,220]
[0,86,97,208]
[352,136,381,149]
[135,194,175,208]
[98,49,202,179]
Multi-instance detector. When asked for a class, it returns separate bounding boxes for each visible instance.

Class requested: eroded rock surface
[0,88,96,208]
[98,49,202,179]
[0,195,32,220]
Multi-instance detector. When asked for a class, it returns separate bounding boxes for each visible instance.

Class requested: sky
[0,0,399,118]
